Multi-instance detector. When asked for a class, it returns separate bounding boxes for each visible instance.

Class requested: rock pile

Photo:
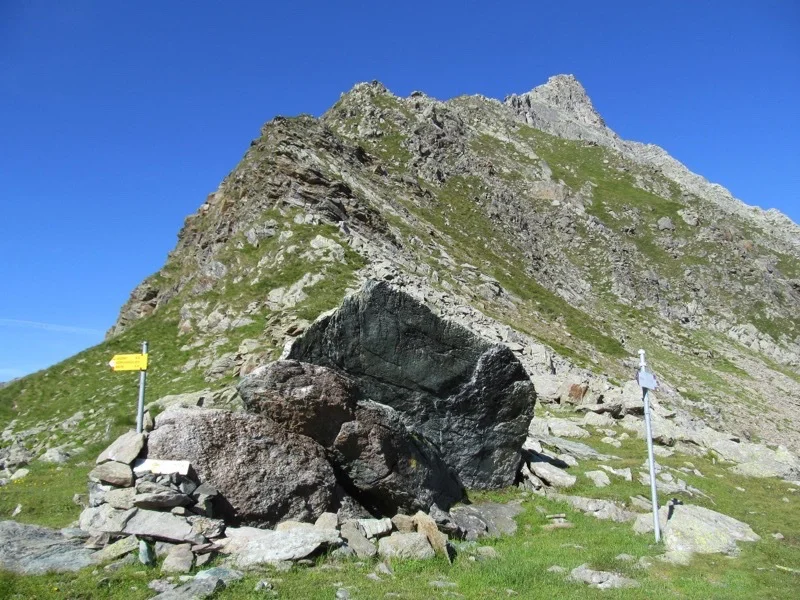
[67,426,526,575]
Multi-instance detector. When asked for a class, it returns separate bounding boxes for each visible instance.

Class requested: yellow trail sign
[109,353,149,371]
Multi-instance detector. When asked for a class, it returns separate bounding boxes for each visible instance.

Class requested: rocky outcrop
[0,521,95,574]
[285,280,536,488]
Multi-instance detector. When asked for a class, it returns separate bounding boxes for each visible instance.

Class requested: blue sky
[1,1,798,379]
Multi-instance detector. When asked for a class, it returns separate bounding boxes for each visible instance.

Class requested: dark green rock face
[287,280,536,489]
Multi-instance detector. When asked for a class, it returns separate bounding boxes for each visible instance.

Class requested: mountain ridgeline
[2,74,799,463]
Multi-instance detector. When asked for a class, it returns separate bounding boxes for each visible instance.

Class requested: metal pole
[639,349,661,543]
[136,341,148,433]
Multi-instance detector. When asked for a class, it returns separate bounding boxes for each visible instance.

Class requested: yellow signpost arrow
[109,341,149,433]
[108,353,149,372]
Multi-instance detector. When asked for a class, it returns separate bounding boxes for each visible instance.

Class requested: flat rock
[89,461,134,487]
[377,532,435,560]
[358,517,393,539]
[529,461,576,489]
[585,470,611,488]
[285,280,535,490]
[79,504,137,534]
[449,502,523,541]
[221,526,341,567]
[547,493,637,522]
[122,509,201,544]
[633,504,760,556]
[96,431,145,465]
[0,520,94,574]
[547,418,589,439]
[569,564,638,589]
[150,576,225,600]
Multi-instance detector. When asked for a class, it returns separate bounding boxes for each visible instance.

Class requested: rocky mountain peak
[505,74,606,130]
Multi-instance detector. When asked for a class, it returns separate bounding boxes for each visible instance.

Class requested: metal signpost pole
[639,349,661,543]
[136,341,148,434]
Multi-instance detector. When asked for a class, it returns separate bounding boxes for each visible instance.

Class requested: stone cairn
[78,428,520,576]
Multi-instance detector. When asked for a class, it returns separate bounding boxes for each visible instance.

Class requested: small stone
[772,532,784,540]
[335,589,351,600]
[10,468,29,481]
[314,512,339,530]
[377,532,435,560]
[89,462,134,487]
[255,580,274,591]
[547,565,566,573]
[391,514,415,533]
[195,552,213,567]
[341,521,377,559]
[358,518,393,539]
[615,553,635,562]
[366,573,382,582]
[196,567,244,583]
[476,546,499,560]
[430,580,457,588]
[585,470,611,488]
[161,543,194,573]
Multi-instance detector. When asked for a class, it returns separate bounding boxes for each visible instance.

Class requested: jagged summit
[505,74,606,130]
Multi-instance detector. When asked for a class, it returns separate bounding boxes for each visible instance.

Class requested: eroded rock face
[240,361,357,448]
[146,409,338,527]
[285,280,535,488]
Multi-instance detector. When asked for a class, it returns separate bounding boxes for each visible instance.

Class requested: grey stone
[79,504,136,534]
[105,487,136,510]
[222,526,341,567]
[547,418,589,439]
[195,567,244,583]
[569,564,639,589]
[285,280,535,490]
[449,502,523,540]
[391,514,416,533]
[0,520,94,574]
[91,535,139,563]
[633,504,760,556]
[162,543,194,573]
[377,532,435,560]
[88,461,134,487]
[148,408,338,527]
[529,461,576,489]
[188,516,226,539]
[547,493,637,522]
[358,517,393,539]
[314,512,339,530]
[96,431,145,465]
[585,470,611,488]
[340,521,377,558]
[150,576,225,600]
[122,509,202,544]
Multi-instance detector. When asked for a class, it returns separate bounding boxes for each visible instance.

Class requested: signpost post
[638,349,661,543]
[108,342,149,434]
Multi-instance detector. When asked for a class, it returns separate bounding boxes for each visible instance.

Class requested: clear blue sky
[1,1,798,380]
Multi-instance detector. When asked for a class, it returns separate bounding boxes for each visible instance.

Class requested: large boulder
[146,409,338,527]
[285,280,535,488]
[239,361,464,515]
